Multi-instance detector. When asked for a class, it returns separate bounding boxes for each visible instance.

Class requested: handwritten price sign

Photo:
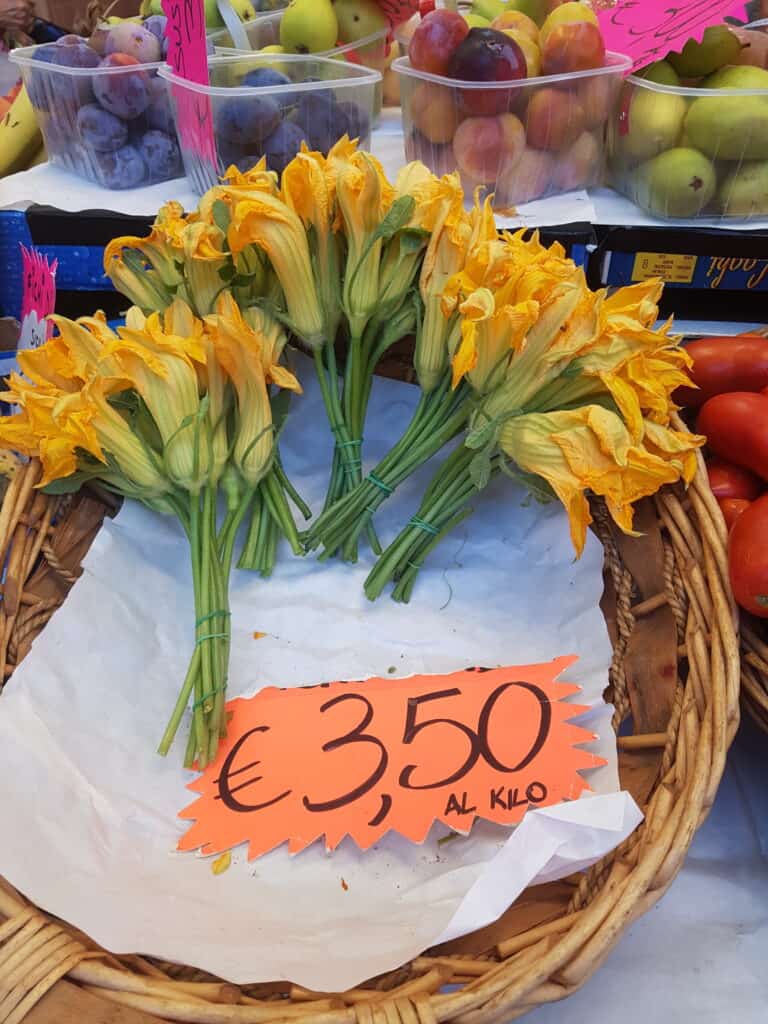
[19,246,56,352]
[179,657,603,860]
[161,0,217,165]
[597,0,749,72]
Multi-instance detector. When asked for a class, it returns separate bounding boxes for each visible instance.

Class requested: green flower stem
[391,506,475,604]
[274,456,311,521]
[363,445,477,602]
[262,468,303,557]
[188,490,210,769]
[157,645,202,757]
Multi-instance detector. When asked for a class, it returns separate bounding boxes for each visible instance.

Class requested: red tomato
[697,392,768,482]
[729,494,768,617]
[674,336,768,408]
[718,498,751,530]
[707,458,763,500]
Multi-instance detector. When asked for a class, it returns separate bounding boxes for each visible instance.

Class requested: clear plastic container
[608,71,768,220]
[159,53,381,194]
[11,41,181,190]
[206,0,289,44]
[394,53,631,209]
[211,7,390,68]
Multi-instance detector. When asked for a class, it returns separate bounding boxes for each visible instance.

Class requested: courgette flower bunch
[0,296,301,767]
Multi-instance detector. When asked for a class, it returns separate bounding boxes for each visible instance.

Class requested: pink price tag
[597,0,749,73]
[20,246,56,351]
[161,0,217,164]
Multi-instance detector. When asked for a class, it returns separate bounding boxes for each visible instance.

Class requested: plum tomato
[719,497,751,531]
[706,458,764,501]
[674,335,768,408]
[697,392,768,482]
[728,493,768,617]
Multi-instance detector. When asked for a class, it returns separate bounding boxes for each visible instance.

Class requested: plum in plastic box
[395,52,631,208]
[159,52,381,195]
[11,37,182,190]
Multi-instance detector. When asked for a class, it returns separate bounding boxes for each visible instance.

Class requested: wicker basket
[0,433,740,1024]
[741,620,768,732]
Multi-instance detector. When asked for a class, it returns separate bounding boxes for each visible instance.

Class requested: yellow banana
[0,86,42,178]
[28,143,47,168]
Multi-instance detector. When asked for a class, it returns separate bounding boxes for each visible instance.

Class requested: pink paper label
[162,0,217,164]
[597,0,749,72]
[20,246,56,350]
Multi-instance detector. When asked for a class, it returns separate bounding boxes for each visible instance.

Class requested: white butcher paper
[0,359,641,990]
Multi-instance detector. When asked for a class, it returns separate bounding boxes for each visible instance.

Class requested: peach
[453,113,525,185]
[541,21,606,75]
[491,11,540,43]
[551,130,600,190]
[577,73,620,129]
[496,146,556,204]
[526,87,586,150]
[410,82,461,144]
[540,1,599,45]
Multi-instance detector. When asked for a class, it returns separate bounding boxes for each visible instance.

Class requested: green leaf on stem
[374,196,416,243]
[469,449,492,490]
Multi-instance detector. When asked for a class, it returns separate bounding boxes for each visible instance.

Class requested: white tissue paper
[0,363,641,990]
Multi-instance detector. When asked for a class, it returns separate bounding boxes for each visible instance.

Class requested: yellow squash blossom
[207,295,301,487]
[451,289,540,394]
[103,201,187,306]
[499,405,703,556]
[178,221,231,317]
[280,147,342,339]
[107,301,212,491]
[227,191,324,349]
[332,143,396,337]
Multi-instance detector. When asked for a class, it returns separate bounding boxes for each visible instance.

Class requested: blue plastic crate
[0,210,115,320]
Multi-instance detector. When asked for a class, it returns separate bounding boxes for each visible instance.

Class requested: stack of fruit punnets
[160,53,380,191]
[394,2,629,207]
[609,23,768,219]
[11,21,183,190]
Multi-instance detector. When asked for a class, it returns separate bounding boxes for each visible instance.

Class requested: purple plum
[335,101,370,144]
[139,129,182,180]
[77,103,129,152]
[105,24,162,64]
[146,76,174,133]
[93,54,150,120]
[142,15,167,42]
[92,144,147,189]
[216,95,281,147]
[262,121,308,175]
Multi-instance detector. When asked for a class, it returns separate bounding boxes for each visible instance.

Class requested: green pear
[472,0,545,24]
[639,60,680,87]
[230,0,258,23]
[668,25,742,78]
[280,0,338,53]
[719,161,768,216]
[686,67,768,160]
[204,0,225,29]
[633,147,716,218]
[618,88,686,163]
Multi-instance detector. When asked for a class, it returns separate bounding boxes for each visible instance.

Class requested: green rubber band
[368,473,393,495]
[336,438,363,449]
[406,559,422,571]
[193,687,223,710]
[195,610,231,627]
[195,631,229,646]
[410,516,439,536]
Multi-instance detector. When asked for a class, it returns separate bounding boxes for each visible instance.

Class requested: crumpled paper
[0,363,641,990]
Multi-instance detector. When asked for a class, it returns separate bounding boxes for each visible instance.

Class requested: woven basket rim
[0,434,741,1024]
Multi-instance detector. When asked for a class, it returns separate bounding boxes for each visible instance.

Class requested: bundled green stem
[363,444,503,603]
[238,461,310,577]
[306,375,472,562]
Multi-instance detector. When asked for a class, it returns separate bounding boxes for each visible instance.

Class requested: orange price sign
[179,657,604,860]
